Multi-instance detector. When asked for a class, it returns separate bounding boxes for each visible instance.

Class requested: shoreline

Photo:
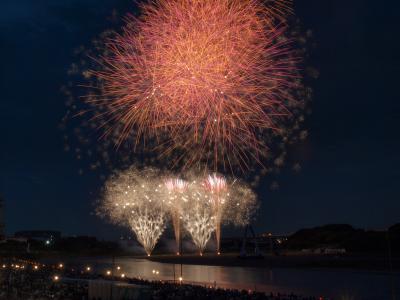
[145,252,400,272]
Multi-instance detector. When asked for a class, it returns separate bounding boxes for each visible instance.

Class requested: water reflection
[53,257,400,300]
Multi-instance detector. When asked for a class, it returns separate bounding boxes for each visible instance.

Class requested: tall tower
[0,196,4,240]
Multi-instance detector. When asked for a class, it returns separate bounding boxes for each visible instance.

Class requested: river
[48,256,400,300]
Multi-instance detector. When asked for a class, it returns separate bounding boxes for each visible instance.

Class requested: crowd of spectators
[0,266,87,299]
[0,260,322,300]
[149,281,321,300]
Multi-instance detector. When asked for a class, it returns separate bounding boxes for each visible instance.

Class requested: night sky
[1,0,399,239]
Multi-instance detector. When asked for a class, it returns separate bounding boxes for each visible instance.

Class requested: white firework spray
[99,167,168,256]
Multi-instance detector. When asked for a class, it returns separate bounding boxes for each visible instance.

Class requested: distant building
[301,248,346,255]
[258,232,288,246]
[220,232,289,253]
[0,196,5,240]
[14,230,61,244]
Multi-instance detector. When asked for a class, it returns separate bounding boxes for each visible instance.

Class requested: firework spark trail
[85,0,301,172]
[204,174,228,254]
[181,180,216,254]
[98,167,168,256]
[128,205,166,256]
[165,178,188,254]
[180,173,257,254]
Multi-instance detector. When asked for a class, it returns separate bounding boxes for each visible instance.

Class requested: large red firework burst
[86,0,302,172]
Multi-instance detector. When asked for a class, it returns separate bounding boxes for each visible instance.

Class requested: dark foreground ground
[147,252,400,271]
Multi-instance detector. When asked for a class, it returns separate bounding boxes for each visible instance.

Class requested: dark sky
[0,0,399,239]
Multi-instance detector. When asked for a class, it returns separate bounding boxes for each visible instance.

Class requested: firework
[98,168,258,255]
[181,179,216,254]
[165,178,188,254]
[203,174,228,254]
[98,167,168,255]
[83,0,302,172]
[180,173,258,254]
